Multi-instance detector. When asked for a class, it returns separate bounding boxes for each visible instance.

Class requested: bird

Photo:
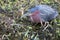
[21,5,58,31]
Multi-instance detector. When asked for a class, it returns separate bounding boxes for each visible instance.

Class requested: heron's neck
[31,10,40,16]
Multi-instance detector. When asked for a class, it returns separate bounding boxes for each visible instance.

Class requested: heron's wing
[36,5,58,21]
[36,5,55,14]
[28,7,38,13]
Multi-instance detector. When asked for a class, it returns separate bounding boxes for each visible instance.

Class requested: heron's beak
[20,12,31,19]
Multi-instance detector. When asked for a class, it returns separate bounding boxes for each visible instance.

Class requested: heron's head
[20,10,41,23]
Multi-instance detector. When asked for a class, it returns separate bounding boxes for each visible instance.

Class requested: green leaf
[24,30,29,37]
[34,34,39,40]
[57,24,60,26]
[44,0,50,3]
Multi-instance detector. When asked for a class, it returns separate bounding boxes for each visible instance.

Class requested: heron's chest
[29,11,41,23]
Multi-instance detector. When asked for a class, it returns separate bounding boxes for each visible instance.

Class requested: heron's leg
[43,22,47,27]
[43,22,49,27]
[42,22,49,31]
[40,20,43,26]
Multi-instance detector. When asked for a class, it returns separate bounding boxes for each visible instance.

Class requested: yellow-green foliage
[0,0,60,40]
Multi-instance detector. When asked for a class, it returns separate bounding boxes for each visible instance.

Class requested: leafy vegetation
[0,0,60,40]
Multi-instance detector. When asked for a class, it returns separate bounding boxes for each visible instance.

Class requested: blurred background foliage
[0,0,60,40]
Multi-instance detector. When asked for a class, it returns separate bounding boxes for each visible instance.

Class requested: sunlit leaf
[34,34,39,40]
[24,30,29,37]
[44,0,50,3]
[57,24,60,26]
